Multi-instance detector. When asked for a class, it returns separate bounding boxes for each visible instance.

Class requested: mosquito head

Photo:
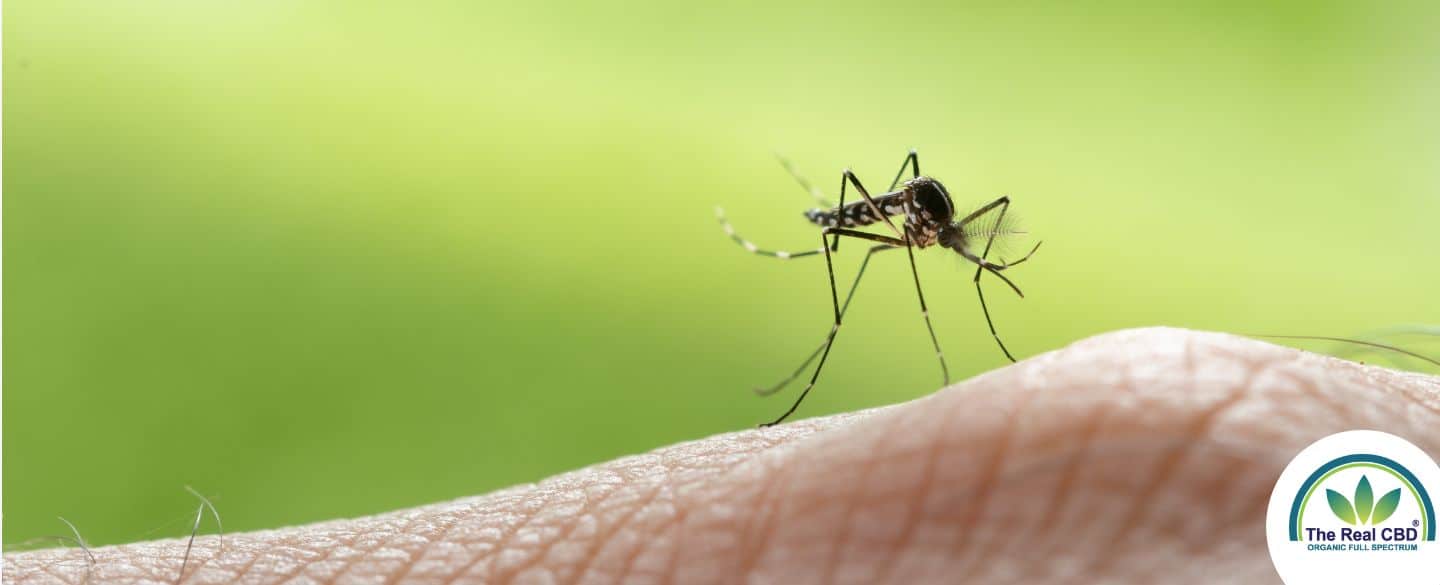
[938,196,1039,269]
[937,223,968,254]
[903,176,954,224]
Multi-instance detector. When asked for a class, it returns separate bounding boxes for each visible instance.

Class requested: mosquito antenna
[57,516,96,585]
[1250,334,1440,369]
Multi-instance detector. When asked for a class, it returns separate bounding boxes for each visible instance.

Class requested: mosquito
[716,150,1042,427]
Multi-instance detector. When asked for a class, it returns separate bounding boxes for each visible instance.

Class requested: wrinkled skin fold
[8,328,1439,584]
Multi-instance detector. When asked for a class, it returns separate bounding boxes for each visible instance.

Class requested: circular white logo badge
[1267,430,1440,584]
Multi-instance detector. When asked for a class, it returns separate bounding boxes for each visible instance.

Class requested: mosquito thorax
[896,176,956,248]
[904,176,955,223]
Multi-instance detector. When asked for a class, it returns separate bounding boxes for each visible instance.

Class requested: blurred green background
[5,1,1438,545]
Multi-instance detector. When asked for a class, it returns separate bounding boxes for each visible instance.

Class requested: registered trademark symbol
[1414,519,1421,527]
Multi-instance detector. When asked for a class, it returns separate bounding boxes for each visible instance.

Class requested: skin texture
[7,327,1439,585]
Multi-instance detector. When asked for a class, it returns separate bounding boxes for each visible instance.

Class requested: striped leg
[776,154,835,209]
[755,244,897,396]
[715,207,824,260]
[903,225,950,386]
[762,228,908,427]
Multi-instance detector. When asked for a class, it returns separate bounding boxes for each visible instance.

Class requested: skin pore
[7,327,1439,584]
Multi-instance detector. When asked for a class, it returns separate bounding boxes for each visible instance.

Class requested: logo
[1289,454,1432,545]
[1267,431,1440,584]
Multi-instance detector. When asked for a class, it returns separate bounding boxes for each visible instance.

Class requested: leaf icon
[1328,489,1357,525]
[1372,488,1402,525]
[1355,475,1374,524]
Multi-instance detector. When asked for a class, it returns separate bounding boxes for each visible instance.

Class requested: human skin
[6,328,1439,585]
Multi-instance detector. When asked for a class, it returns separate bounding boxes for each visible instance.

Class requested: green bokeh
[5,1,1438,544]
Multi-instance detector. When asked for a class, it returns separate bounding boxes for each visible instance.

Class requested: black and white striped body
[803,192,906,229]
[803,176,955,248]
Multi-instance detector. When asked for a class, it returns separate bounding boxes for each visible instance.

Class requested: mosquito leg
[776,154,834,209]
[887,148,920,191]
[981,264,1024,297]
[814,228,907,247]
[755,245,896,396]
[715,207,824,260]
[900,226,950,385]
[762,229,906,427]
[842,169,905,240]
[996,241,1044,268]
[956,195,1008,226]
[964,254,1037,287]
[761,230,844,427]
[830,166,908,254]
[973,278,1018,362]
[831,172,847,252]
[964,197,1022,362]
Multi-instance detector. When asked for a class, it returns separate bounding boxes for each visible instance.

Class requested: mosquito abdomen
[804,193,906,228]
